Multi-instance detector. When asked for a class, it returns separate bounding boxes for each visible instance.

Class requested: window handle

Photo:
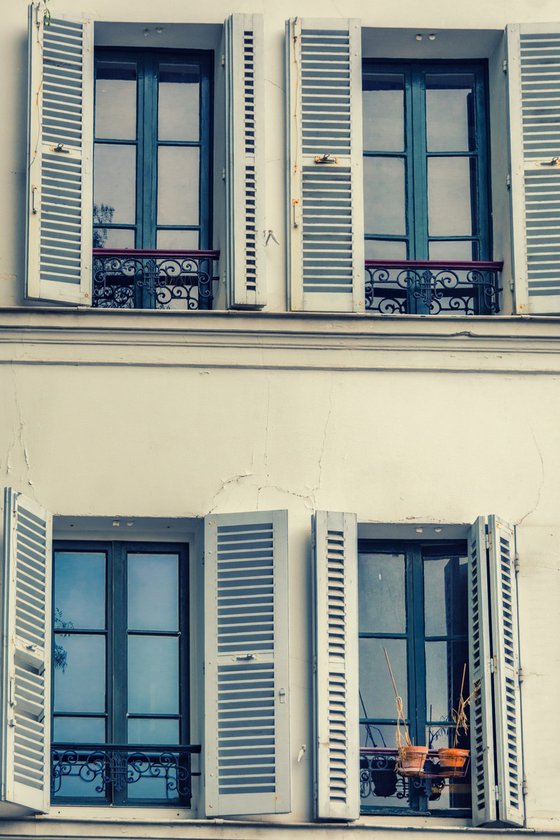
[236,654,256,661]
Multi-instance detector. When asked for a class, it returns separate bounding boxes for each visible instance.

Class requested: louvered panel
[467,517,496,826]
[225,15,266,308]
[508,24,560,312]
[287,18,364,312]
[313,512,359,820]
[26,6,93,304]
[205,511,290,816]
[1,488,51,813]
[488,517,524,827]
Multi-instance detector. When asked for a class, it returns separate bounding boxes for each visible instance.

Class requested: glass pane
[54,551,105,630]
[156,229,199,250]
[54,767,107,800]
[128,553,178,631]
[94,144,136,224]
[426,73,475,152]
[54,635,105,713]
[425,639,469,723]
[363,73,405,152]
[359,637,407,719]
[126,754,181,801]
[128,718,180,745]
[365,239,407,260]
[359,553,406,633]
[128,636,179,715]
[364,157,406,236]
[93,227,135,249]
[359,723,402,808]
[429,240,475,261]
[95,61,137,140]
[53,716,106,743]
[157,146,199,226]
[158,63,200,141]
[424,555,468,637]
[428,157,475,236]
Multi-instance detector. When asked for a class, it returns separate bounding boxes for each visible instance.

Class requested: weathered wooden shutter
[26,5,93,305]
[467,517,497,826]
[487,516,524,827]
[286,18,364,312]
[508,24,560,314]
[1,489,52,814]
[224,14,266,308]
[204,511,290,816]
[313,512,359,820]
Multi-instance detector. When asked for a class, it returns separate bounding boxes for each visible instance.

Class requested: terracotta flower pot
[437,747,469,776]
[397,745,428,775]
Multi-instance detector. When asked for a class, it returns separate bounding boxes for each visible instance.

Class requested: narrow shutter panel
[224,14,266,308]
[204,511,290,816]
[488,516,524,826]
[313,512,359,820]
[286,18,364,312]
[508,24,560,314]
[1,489,52,814]
[26,5,93,305]
[467,517,497,826]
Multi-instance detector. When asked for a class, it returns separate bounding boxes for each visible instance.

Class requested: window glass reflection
[157,146,199,226]
[95,61,137,141]
[54,635,106,713]
[359,553,406,634]
[363,73,405,152]
[426,73,475,152]
[128,636,179,715]
[128,553,178,631]
[428,157,475,236]
[359,637,408,719]
[364,156,406,236]
[94,144,137,224]
[54,551,105,630]
[158,63,200,142]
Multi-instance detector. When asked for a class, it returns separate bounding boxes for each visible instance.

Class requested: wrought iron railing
[365,260,503,315]
[51,743,201,805]
[360,747,469,805]
[92,249,219,310]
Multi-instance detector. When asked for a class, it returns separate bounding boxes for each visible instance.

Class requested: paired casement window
[25,7,266,309]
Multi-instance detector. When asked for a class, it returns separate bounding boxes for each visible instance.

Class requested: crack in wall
[517,425,544,526]
[4,363,33,489]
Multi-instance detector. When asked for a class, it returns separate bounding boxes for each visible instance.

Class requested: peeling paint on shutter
[313,511,359,820]
[225,14,266,308]
[508,23,560,313]
[488,516,524,827]
[287,18,364,312]
[467,517,496,826]
[26,5,93,305]
[204,511,290,816]
[1,488,51,814]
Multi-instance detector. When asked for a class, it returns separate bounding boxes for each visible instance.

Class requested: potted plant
[384,648,428,775]
[437,664,473,776]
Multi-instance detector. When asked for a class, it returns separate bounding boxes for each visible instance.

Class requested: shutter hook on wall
[541,157,560,166]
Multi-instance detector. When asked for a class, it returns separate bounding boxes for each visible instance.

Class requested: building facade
[0,0,559,838]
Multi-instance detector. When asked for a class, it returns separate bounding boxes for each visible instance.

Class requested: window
[51,541,193,805]
[358,540,471,815]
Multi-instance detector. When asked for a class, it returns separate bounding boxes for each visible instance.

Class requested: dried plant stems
[383,646,412,748]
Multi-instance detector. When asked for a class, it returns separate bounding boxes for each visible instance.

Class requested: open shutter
[1,489,51,814]
[508,24,560,314]
[467,517,497,826]
[204,510,290,816]
[286,18,364,312]
[224,14,266,308]
[313,512,359,820]
[26,5,93,305]
[488,516,524,827]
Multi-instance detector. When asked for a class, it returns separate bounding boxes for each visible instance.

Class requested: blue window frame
[93,49,213,256]
[52,541,192,806]
[358,540,471,816]
[362,61,490,265]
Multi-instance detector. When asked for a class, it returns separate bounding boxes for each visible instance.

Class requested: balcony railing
[365,260,503,315]
[360,747,470,806]
[51,743,201,805]
[92,249,219,310]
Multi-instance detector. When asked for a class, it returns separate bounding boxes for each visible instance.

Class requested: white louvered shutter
[286,18,364,312]
[487,516,524,827]
[26,5,93,305]
[224,14,266,308]
[508,24,560,314]
[204,511,290,816]
[1,489,52,814]
[467,517,497,826]
[313,512,359,821]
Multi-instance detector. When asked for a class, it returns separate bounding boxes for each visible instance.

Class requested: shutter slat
[26,5,93,305]
[287,18,364,312]
[1,488,51,814]
[508,22,560,313]
[225,14,266,308]
[313,511,359,820]
[204,511,290,816]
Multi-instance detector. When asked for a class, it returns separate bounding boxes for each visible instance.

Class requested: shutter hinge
[495,784,500,801]
[489,656,496,674]
[313,654,317,674]
[506,173,511,189]
[514,552,520,573]
[502,59,508,74]
[485,532,490,551]
[522,776,528,797]
[221,53,225,66]
[222,167,226,180]
[518,666,524,684]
